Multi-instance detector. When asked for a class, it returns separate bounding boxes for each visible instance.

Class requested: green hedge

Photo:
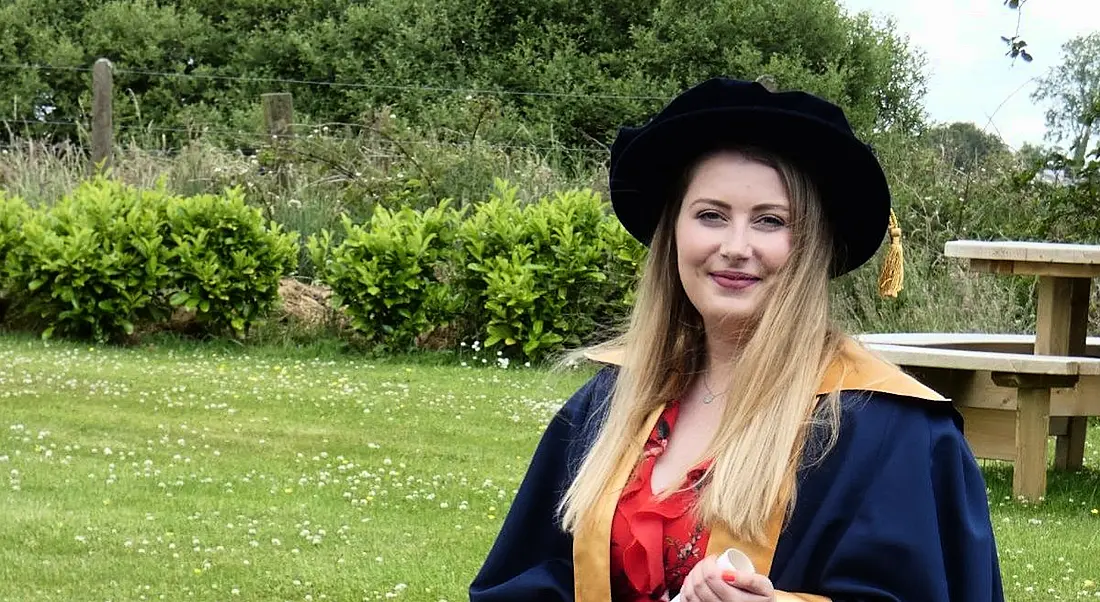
[163,188,299,335]
[0,193,28,278]
[454,181,640,358]
[311,179,646,360]
[5,180,172,340]
[0,177,297,341]
[0,176,645,358]
[0,193,30,323]
[308,202,460,350]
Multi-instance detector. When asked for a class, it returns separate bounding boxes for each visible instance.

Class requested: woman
[470,78,1003,601]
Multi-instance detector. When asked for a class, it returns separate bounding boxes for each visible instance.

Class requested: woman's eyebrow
[688,198,789,211]
[688,197,730,209]
[754,203,790,212]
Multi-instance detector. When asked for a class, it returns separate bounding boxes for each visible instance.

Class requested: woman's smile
[709,270,761,291]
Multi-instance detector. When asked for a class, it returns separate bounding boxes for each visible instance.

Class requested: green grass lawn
[1,335,1098,601]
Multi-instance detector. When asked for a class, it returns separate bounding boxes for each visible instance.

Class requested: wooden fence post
[262,93,293,190]
[262,93,294,139]
[92,58,114,173]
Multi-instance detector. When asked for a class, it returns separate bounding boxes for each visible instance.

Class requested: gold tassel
[878,209,904,298]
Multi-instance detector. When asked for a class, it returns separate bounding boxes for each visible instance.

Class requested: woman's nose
[718,225,752,261]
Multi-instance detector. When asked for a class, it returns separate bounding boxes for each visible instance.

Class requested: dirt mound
[278,278,339,326]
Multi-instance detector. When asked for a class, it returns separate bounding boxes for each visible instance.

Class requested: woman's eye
[758,215,787,228]
[697,210,724,222]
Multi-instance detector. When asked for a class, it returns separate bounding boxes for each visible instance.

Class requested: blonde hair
[558,147,845,544]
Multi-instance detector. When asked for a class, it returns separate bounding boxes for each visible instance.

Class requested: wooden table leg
[1037,276,1091,471]
[1056,417,1088,471]
[1035,277,1080,355]
[1014,386,1051,502]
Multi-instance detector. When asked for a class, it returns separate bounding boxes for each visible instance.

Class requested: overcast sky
[837,0,1100,149]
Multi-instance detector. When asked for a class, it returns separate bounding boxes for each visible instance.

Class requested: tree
[1032,33,1100,165]
[925,122,1009,173]
[1010,32,1100,244]
[0,0,928,149]
[628,0,927,134]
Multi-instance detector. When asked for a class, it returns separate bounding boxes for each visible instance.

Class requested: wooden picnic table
[945,240,1100,359]
[936,241,1100,498]
[856,337,1100,501]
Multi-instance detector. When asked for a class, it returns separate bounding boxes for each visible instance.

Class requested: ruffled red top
[609,401,712,601]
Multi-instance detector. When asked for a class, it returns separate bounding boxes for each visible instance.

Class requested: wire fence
[0,61,669,101]
[0,61,623,158]
[0,117,609,158]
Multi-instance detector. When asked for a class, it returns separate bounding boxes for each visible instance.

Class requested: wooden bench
[857,332,1100,355]
[854,334,1100,501]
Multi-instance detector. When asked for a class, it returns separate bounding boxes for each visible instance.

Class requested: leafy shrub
[598,215,648,321]
[308,182,642,360]
[456,180,640,360]
[309,202,460,351]
[5,178,171,341]
[0,193,31,322]
[2,177,301,341]
[163,188,300,336]
[0,193,28,271]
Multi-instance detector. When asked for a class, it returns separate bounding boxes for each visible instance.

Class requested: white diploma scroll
[668,548,756,602]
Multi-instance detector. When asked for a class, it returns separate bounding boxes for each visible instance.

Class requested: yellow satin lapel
[816,339,945,401]
[572,336,945,600]
[776,593,831,602]
[573,403,667,602]
[704,512,784,577]
[584,337,947,402]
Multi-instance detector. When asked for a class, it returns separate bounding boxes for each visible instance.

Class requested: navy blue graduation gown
[470,367,1005,601]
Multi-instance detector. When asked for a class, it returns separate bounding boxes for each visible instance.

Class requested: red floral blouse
[609,401,712,601]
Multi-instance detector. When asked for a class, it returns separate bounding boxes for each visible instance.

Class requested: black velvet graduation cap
[608,77,895,280]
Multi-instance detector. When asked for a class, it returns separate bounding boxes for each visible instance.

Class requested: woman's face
[674,151,794,333]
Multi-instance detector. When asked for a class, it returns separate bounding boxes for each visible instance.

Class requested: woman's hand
[678,554,776,602]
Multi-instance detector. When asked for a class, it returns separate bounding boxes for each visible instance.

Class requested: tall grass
[832,244,1033,335]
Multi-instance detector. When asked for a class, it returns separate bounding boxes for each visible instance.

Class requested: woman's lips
[710,272,760,290]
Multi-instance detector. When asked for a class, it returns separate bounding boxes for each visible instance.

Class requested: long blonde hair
[558,147,845,544]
